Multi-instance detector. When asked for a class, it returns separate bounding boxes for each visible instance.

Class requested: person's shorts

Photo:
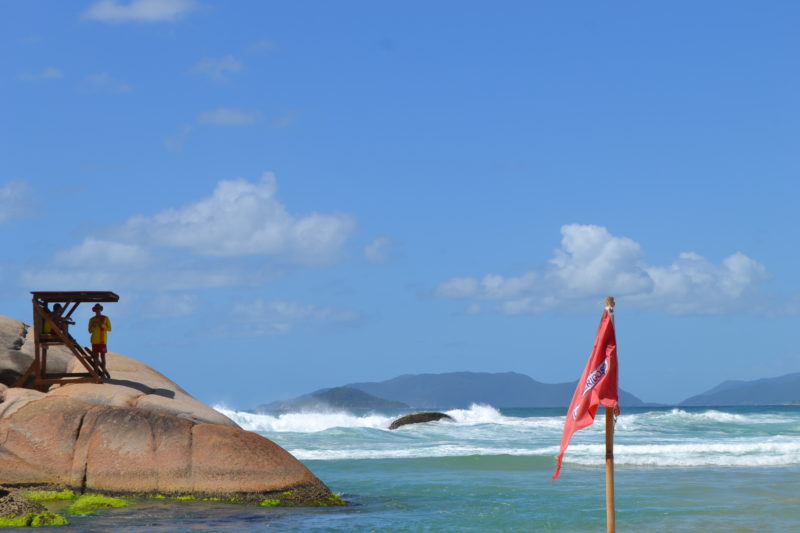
[92,344,107,354]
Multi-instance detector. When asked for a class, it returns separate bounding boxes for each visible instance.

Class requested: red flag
[553,309,618,480]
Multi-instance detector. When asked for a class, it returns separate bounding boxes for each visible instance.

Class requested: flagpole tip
[605,296,615,312]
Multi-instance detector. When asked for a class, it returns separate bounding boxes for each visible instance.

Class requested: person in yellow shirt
[42,303,72,342]
[88,304,111,377]
[41,303,53,336]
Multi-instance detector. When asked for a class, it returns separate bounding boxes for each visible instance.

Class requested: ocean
[53,405,800,532]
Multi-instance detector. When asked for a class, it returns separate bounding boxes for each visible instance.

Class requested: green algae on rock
[0,510,68,528]
[66,494,131,515]
[22,490,77,502]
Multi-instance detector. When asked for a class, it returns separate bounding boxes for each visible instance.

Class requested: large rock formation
[0,315,332,501]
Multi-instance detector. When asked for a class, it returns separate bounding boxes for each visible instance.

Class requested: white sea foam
[214,406,394,433]
[213,403,556,433]
[440,404,564,429]
[214,404,788,434]
[617,408,797,433]
[290,445,550,461]
[288,438,800,465]
[620,408,746,426]
[564,437,800,468]
[445,404,507,424]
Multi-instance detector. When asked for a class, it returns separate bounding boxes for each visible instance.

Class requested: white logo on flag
[571,358,609,420]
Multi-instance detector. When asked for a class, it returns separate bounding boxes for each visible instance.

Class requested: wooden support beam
[16,298,105,390]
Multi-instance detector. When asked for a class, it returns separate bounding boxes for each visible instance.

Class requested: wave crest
[214,406,394,433]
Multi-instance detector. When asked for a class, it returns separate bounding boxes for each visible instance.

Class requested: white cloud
[0,180,33,223]
[18,67,62,81]
[22,173,356,292]
[117,172,355,263]
[84,0,199,22]
[191,55,243,81]
[230,299,357,336]
[435,224,770,315]
[196,107,259,125]
[54,238,149,268]
[547,224,653,297]
[87,73,134,93]
[637,251,769,314]
[364,236,393,264]
[435,272,537,300]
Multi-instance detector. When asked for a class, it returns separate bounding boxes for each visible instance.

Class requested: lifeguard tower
[14,291,119,391]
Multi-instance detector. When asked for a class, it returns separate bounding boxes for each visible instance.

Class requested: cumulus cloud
[84,0,199,22]
[117,172,355,263]
[196,107,259,125]
[636,251,769,314]
[22,173,356,292]
[0,180,34,223]
[435,224,770,315]
[437,272,538,300]
[191,55,243,81]
[364,236,393,264]
[17,67,63,81]
[230,299,357,336]
[548,224,652,297]
[54,238,149,268]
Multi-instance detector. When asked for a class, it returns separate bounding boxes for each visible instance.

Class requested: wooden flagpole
[604,296,616,533]
[605,406,616,533]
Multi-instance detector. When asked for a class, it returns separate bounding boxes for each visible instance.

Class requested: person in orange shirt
[88,304,111,377]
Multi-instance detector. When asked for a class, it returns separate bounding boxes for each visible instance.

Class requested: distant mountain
[258,386,409,412]
[680,372,800,406]
[338,371,646,409]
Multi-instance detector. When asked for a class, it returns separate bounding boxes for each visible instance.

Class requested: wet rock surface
[389,411,454,430]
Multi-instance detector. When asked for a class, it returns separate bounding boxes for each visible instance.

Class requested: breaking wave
[213,403,560,433]
[213,404,800,468]
[213,406,395,433]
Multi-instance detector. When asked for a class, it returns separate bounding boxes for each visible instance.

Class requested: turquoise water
[37,405,800,532]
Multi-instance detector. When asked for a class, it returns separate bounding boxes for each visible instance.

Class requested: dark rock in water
[0,489,45,517]
[389,411,454,430]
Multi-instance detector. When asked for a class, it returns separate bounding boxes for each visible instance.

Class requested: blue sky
[2,1,799,407]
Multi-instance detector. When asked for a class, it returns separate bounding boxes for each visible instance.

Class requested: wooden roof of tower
[31,291,119,303]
